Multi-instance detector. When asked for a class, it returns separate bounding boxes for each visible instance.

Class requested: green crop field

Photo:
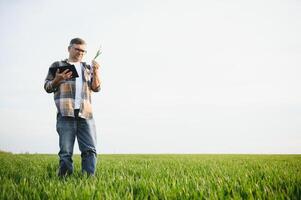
[0,152,300,199]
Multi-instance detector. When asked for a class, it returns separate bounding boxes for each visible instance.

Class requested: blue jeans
[56,110,97,176]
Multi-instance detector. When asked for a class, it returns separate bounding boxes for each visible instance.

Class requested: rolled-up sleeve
[44,62,58,93]
[91,81,101,92]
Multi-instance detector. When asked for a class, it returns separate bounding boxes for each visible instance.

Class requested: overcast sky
[0,0,300,154]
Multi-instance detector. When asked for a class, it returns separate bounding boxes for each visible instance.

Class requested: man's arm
[44,62,57,93]
[44,62,73,93]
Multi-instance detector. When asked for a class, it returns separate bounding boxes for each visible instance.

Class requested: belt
[74,109,80,117]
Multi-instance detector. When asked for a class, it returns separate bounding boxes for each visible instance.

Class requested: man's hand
[91,60,101,91]
[52,69,73,88]
[92,60,100,72]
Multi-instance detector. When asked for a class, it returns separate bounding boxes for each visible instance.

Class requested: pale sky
[0,0,300,154]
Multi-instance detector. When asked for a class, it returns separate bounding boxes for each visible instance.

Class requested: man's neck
[68,58,81,63]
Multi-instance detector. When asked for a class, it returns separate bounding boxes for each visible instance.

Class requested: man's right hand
[52,69,73,88]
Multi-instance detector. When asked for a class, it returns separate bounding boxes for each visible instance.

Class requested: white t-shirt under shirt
[69,61,83,109]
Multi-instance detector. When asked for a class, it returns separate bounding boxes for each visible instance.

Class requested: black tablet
[49,64,79,78]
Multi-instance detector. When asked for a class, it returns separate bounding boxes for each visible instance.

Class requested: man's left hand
[92,60,100,73]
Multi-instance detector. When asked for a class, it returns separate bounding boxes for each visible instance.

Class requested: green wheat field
[0,152,300,199]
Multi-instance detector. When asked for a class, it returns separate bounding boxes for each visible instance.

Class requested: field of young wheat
[0,152,300,199]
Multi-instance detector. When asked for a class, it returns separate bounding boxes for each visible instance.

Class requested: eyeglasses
[72,47,87,53]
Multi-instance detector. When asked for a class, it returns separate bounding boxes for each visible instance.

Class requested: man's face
[68,44,87,62]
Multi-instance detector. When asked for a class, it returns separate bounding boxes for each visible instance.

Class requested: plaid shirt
[44,59,100,119]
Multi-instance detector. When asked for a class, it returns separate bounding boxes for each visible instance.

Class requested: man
[44,38,101,176]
